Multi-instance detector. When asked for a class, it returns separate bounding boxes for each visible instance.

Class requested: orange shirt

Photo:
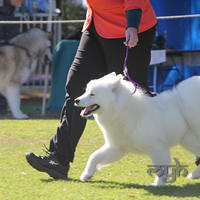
[82,0,157,38]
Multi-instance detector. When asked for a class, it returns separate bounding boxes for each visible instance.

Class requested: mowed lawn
[0,120,200,200]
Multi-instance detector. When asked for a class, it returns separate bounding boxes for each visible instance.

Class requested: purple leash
[123,43,142,94]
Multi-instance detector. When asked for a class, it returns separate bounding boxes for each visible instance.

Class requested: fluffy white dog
[75,72,200,185]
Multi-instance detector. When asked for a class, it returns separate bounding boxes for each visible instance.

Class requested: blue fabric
[47,40,80,112]
[150,0,200,92]
[25,0,49,12]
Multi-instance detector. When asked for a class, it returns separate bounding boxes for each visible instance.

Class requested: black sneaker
[25,152,69,179]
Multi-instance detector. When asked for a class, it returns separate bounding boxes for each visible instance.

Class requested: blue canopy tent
[150,0,200,92]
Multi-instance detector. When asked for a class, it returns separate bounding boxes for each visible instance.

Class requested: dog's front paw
[149,182,167,186]
[80,172,93,182]
[149,182,158,186]
[187,172,199,179]
[187,173,193,180]
[150,176,167,186]
[14,113,29,119]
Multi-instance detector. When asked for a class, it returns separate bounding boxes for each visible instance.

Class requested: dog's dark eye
[90,93,95,96]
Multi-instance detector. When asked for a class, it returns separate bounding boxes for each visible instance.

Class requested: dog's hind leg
[149,147,171,186]
[5,85,29,119]
[181,134,200,179]
[80,145,124,181]
[188,166,200,179]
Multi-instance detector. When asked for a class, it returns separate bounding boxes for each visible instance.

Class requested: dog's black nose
[74,99,80,105]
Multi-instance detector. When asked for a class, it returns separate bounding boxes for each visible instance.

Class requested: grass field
[0,120,200,200]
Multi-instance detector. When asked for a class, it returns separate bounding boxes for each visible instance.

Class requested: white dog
[0,28,51,119]
[75,72,200,186]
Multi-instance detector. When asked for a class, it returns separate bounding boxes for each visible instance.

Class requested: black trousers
[49,23,156,165]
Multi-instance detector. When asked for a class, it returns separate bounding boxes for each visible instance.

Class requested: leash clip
[123,65,128,77]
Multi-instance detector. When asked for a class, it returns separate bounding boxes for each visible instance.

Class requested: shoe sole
[26,154,67,180]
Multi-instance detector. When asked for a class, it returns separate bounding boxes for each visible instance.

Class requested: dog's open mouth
[80,104,100,117]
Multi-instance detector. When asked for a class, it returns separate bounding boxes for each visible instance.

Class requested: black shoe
[25,152,69,179]
[195,156,200,166]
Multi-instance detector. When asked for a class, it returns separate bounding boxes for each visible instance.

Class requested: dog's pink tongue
[80,107,91,117]
[80,108,86,117]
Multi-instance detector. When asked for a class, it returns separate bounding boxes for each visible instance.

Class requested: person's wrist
[127,27,138,32]
[125,27,138,48]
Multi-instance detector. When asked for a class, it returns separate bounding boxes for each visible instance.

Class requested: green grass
[0,120,200,200]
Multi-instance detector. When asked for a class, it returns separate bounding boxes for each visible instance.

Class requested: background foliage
[61,0,86,39]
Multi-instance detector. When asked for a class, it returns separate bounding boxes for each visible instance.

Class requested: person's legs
[26,26,107,179]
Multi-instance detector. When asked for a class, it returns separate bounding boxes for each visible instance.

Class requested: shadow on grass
[91,180,200,197]
[41,177,200,197]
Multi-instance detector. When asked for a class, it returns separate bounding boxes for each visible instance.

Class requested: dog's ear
[110,72,116,76]
[112,74,122,93]
[108,72,116,77]
[116,74,123,80]
[104,72,116,79]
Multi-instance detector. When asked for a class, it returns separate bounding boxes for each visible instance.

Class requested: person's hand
[10,0,25,7]
[124,27,138,48]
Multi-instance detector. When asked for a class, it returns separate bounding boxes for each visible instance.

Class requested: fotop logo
[147,158,188,183]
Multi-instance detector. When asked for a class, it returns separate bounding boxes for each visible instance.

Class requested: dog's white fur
[75,72,200,185]
[0,28,51,119]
